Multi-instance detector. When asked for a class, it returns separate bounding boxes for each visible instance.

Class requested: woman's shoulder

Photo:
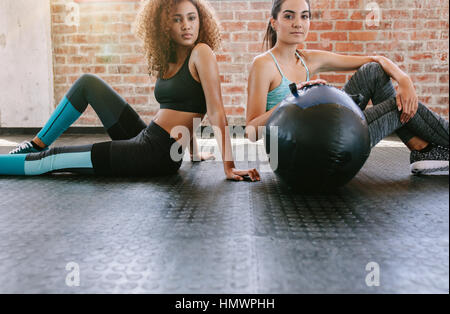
[252,51,276,72]
[298,49,322,62]
[191,43,215,58]
[299,49,327,75]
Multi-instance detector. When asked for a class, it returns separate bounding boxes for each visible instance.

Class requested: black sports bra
[155,52,207,114]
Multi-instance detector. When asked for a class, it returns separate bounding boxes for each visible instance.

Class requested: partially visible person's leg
[1,122,183,177]
[363,97,449,174]
[343,62,424,151]
[343,61,449,174]
[1,145,95,175]
[91,122,183,177]
[9,74,146,154]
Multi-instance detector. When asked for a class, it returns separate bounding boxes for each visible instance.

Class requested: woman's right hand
[226,167,261,182]
[296,79,328,90]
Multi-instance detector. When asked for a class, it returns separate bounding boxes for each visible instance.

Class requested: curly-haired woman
[1,0,260,181]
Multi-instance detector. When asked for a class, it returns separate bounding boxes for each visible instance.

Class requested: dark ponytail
[262,0,311,51]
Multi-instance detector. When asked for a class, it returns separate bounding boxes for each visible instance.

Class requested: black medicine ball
[264,84,371,190]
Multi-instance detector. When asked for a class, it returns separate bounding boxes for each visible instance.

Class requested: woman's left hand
[396,76,419,124]
[226,168,261,182]
[190,152,216,162]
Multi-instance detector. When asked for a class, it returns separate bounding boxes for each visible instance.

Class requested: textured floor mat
[0,141,448,293]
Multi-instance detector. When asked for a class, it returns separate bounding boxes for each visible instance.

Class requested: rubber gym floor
[0,133,448,294]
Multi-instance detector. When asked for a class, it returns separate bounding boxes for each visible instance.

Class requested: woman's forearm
[372,56,410,84]
[209,113,236,173]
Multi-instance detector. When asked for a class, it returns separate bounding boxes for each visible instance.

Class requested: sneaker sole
[411,160,450,174]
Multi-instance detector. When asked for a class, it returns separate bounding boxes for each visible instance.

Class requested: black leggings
[0,74,182,176]
[343,62,449,149]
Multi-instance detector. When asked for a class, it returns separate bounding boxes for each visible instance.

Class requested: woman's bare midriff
[152,108,205,148]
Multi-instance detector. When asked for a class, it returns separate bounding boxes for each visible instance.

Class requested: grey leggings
[342,62,449,149]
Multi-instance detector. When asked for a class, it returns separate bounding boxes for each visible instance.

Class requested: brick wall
[50,0,449,126]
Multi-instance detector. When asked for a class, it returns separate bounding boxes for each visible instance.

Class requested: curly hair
[134,0,221,77]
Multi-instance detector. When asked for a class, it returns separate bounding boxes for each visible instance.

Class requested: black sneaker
[9,141,48,155]
[410,144,449,174]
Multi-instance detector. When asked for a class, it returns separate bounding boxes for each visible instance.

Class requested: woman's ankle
[32,137,47,149]
[407,137,429,151]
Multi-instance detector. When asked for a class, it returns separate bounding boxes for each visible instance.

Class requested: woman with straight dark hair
[246,0,449,174]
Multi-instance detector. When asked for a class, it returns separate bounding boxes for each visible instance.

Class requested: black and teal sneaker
[9,141,49,155]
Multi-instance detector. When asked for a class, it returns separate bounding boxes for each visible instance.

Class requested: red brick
[220,75,232,84]
[320,32,348,41]
[216,54,232,62]
[80,46,103,54]
[225,106,245,116]
[108,65,133,74]
[221,22,246,32]
[68,56,91,64]
[412,9,441,20]
[439,74,449,84]
[51,4,65,14]
[54,46,78,55]
[306,42,333,51]
[96,56,121,64]
[55,56,66,64]
[335,43,364,52]
[220,2,249,10]
[232,32,260,42]
[217,11,233,21]
[407,64,423,73]
[430,107,449,118]
[120,34,138,43]
[55,66,81,75]
[235,11,264,21]
[106,23,132,33]
[248,43,265,53]
[383,10,411,19]
[248,22,267,31]
[323,10,349,19]
[123,76,150,84]
[410,31,439,40]
[221,42,247,53]
[122,55,145,64]
[219,64,246,73]
[53,25,77,34]
[135,86,151,94]
[425,64,448,73]
[436,97,449,106]
[349,10,365,20]
[310,22,333,31]
[410,53,434,61]
[410,74,437,83]
[223,86,245,94]
[250,2,271,10]
[349,32,377,41]
[81,66,106,74]
[305,32,318,41]
[335,21,363,30]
